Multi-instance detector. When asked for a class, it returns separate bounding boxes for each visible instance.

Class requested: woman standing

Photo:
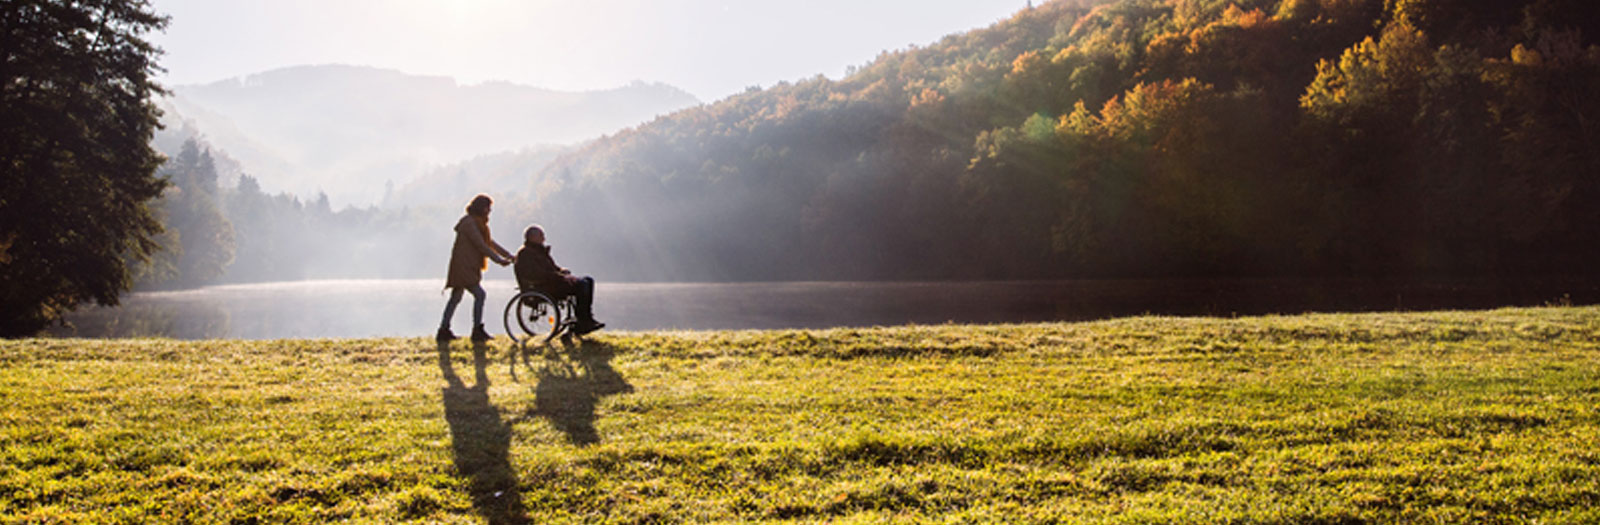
[438,194,514,342]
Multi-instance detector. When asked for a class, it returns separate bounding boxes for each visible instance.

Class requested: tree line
[135,138,455,288]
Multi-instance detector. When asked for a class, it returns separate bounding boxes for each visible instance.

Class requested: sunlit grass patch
[2,306,1598,522]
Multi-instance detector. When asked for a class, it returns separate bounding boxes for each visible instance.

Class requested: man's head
[524,224,546,246]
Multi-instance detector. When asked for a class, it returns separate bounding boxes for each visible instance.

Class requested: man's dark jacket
[515,243,574,296]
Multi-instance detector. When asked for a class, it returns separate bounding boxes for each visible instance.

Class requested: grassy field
[3,306,1599,523]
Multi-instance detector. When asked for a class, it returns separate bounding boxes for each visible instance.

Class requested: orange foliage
[1009,50,1050,77]
[910,88,946,109]
[1222,5,1270,28]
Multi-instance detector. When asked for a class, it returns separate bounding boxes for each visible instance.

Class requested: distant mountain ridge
[161,65,700,206]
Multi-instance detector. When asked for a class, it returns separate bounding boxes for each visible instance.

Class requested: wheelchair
[502,287,579,343]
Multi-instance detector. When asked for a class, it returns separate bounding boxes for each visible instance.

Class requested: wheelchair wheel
[503,291,562,343]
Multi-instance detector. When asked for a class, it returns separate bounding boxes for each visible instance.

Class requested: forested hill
[522,0,1600,282]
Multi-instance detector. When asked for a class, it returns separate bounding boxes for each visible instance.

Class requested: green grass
[3,306,1600,523]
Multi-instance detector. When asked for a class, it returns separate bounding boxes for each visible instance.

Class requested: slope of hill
[386,145,571,209]
[507,0,1599,282]
[164,65,700,206]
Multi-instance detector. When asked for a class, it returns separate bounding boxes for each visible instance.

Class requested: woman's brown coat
[445,214,511,289]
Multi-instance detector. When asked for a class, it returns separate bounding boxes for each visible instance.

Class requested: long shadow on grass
[514,337,633,446]
[438,341,528,524]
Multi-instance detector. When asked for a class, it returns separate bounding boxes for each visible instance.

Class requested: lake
[51,278,1598,340]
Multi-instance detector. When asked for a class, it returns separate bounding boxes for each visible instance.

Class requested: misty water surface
[51,279,1596,340]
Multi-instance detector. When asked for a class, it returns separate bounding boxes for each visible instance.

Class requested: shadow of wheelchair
[507,337,633,446]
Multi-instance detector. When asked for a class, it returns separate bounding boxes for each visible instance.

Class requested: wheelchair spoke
[506,291,562,343]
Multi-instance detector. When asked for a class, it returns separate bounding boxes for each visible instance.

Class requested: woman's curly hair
[465,194,493,216]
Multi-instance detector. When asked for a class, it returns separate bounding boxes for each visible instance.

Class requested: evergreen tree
[0,0,169,336]
[135,139,235,288]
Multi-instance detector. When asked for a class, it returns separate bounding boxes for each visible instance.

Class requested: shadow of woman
[519,338,634,446]
[438,341,528,524]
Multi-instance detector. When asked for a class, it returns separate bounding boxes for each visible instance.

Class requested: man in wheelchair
[514,224,605,335]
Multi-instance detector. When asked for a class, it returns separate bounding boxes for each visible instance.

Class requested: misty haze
[160,65,700,207]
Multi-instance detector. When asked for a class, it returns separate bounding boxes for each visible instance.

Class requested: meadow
[3,306,1598,523]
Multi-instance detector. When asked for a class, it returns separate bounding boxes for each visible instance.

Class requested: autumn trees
[1298,16,1600,275]
[526,0,1598,283]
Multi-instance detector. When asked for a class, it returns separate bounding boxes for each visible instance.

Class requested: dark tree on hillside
[132,139,236,289]
[0,1,170,336]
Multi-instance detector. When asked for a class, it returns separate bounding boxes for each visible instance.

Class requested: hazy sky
[147,0,1029,103]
